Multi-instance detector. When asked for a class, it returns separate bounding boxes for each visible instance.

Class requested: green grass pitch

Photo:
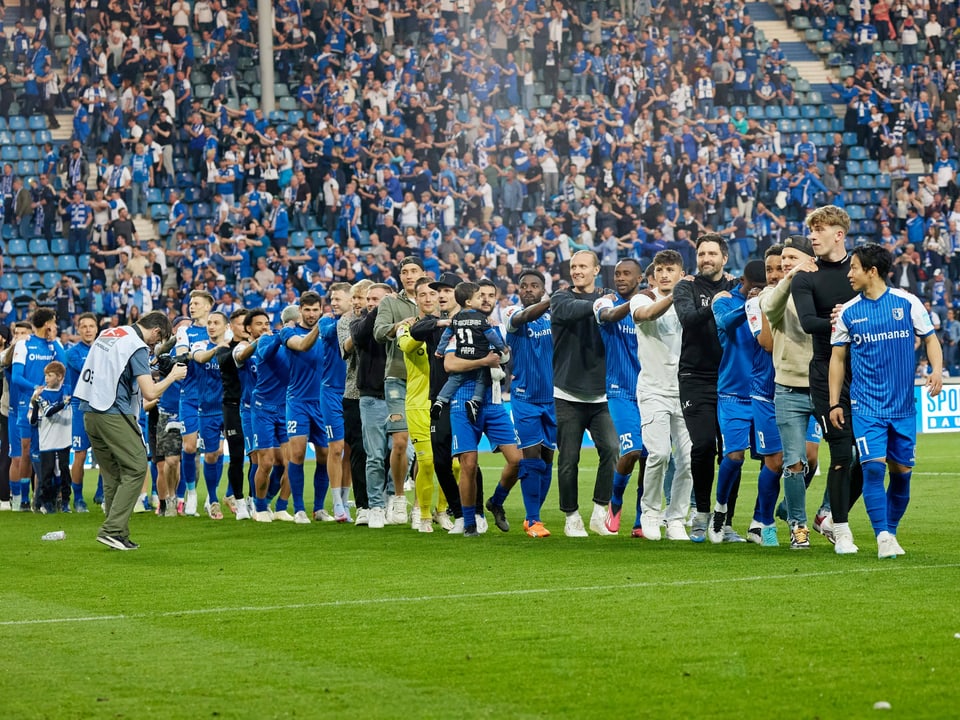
[2,434,959,719]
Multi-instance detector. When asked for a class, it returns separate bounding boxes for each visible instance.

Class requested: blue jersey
[319,316,345,392]
[13,335,66,418]
[65,341,91,407]
[593,294,641,400]
[195,340,223,413]
[504,306,554,404]
[280,324,323,401]
[832,288,934,418]
[175,323,210,404]
[745,297,775,401]
[238,345,257,406]
[159,379,182,414]
[253,333,290,407]
[712,286,753,399]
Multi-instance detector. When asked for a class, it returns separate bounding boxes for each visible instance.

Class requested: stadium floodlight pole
[257,0,276,114]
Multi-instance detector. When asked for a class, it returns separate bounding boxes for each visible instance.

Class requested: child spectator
[29,361,73,514]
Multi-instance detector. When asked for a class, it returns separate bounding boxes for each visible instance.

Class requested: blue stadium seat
[846,160,861,175]
[8,116,26,131]
[1,275,18,290]
[289,231,306,249]
[796,119,813,132]
[778,119,794,133]
[848,146,867,160]
[268,111,286,124]
[28,116,48,130]
[20,146,39,161]
[7,239,27,255]
[852,190,870,205]
[749,106,765,120]
[146,188,163,204]
[783,106,800,119]
[35,130,52,144]
[14,130,31,145]
[35,255,55,272]
[192,203,211,219]
[843,175,858,189]
[50,238,68,254]
[277,97,298,111]
[0,146,18,161]
[157,220,170,237]
[184,187,202,202]
[0,131,12,146]
[813,119,830,132]
[57,255,78,272]
[846,205,865,220]
[858,175,876,189]
[287,110,304,124]
[0,118,6,130]
[150,204,169,220]
[809,133,825,146]
[821,105,836,118]
[173,157,188,173]
[875,174,891,189]
[765,105,782,119]
[14,256,34,269]
[860,220,878,236]
[842,132,858,145]
[29,238,49,255]
[17,161,36,176]
[801,105,818,119]
[862,160,879,174]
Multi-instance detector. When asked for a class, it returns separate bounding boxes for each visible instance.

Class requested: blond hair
[805,205,850,234]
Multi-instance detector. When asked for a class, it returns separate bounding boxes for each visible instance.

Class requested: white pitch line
[2,563,958,628]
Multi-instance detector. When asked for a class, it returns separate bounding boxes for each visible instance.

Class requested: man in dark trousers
[550,250,619,538]
[673,233,740,543]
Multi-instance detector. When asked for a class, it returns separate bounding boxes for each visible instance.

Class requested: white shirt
[630,289,681,396]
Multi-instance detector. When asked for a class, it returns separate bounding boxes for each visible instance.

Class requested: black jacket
[550,287,608,398]
[351,309,386,398]
[409,314,447,402]
[673,274,735,381]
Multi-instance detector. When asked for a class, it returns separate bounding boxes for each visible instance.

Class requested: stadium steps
[51,113,73,143]
[133,216,158,242]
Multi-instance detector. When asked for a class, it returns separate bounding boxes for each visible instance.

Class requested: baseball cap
[783,234,815,256]
[429,271,460,290]
[398,256,424,270]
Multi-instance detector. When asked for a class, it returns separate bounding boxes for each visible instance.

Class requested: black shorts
[223,403,242,441]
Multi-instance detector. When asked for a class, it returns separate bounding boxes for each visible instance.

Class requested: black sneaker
[430,400,444,420]
[485,498,510,532]
[20,500,32,512]
[96,534,127,550]
[119,537,140,550]
[463,524,479,537]
[465,400,480,424]
[60,500,72,513]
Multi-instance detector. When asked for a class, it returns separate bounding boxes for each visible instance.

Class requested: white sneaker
[368,507,386,529]
[151,493,160,509]
[392,495,408,524]
[313,509,335,522]
[665,519,689,541]
[9,499,20,512]
[184,490,198,516]
[834,529,859,555]
[640,511,662,541]
[0,500,11,511]
[890,535,906,556]
[707,511,725,544]
[448,517,464,534]
[589,504,615,536]
[294,510,311,525]
[235,500,250,521]
[273,509,295,522]
[354,508,370,526]
[419,519,433,533]
[254,511,273,523]
[477,515,489,534]
[876,530,898,559]
[564,512,588,538]
[434,510,455,531]
[410,505,421,530]
[403,478,415,492]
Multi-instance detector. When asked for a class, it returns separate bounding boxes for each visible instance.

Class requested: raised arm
[672,279,713,328]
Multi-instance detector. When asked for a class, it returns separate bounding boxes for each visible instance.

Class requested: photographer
[74,311,187,551]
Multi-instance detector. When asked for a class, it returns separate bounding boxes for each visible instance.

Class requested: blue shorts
[240,403,253,454]
[253,402,288,451]
[8,416,21,458]
[510,398,557,450]
[451,398,516,456]
[852,414,915,466]
[751,397,783,456]
[179,398,200,436]
[321,388,345,442]
[718,396,752,455]
[286,399,328,448]
[608,395,645,456]
[197,409,223,453]
[71,405,90,452]
[806,415,822,444]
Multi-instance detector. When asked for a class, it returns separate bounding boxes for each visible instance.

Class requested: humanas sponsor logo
[850,329,911,345]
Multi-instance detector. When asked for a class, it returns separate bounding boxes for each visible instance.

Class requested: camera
[153,351,189,378]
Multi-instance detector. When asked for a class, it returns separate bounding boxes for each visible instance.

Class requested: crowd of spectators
[0,0,959,364]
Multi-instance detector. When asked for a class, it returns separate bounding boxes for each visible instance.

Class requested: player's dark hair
[139,311,174,342]
[852,243,893,279]
[31,307,56,329]
[454,282,480,306]
[652,249,683,268]
[76,311,98,326]
[229,308,248,321]
[301,290,323,306]
[243,309,269,328]
[617,257,643,271]
[696,232,729,257]
[765,244,784,258]
[414,277,433,290]
[477,278,498,291]
[14,321,31,332]
[209,310,229,324]
[518,269,545,285]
